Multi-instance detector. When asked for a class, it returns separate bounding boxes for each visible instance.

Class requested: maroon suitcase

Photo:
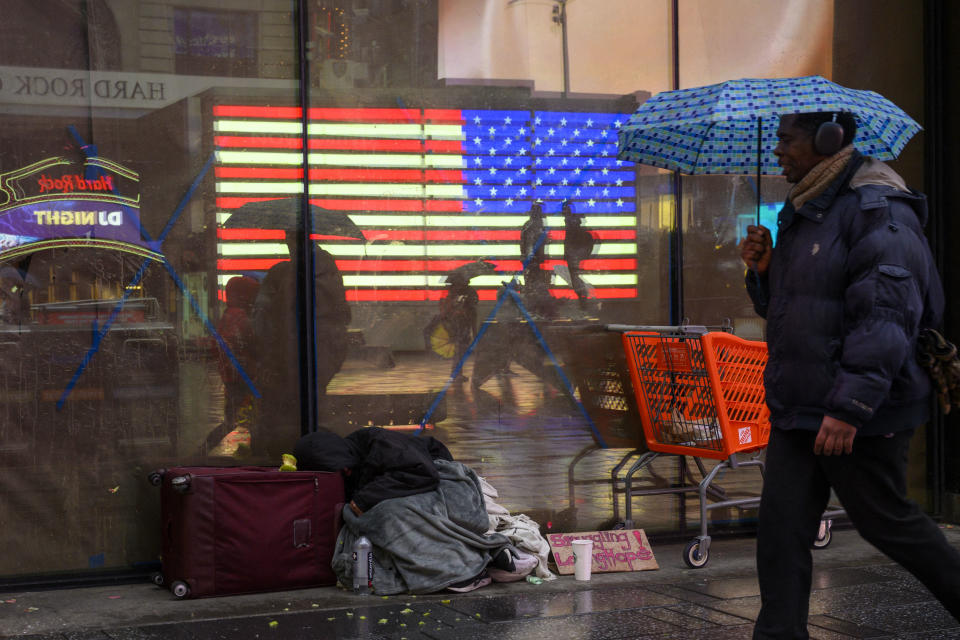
[151,466,344,599]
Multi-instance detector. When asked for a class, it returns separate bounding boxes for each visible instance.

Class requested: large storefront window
[0,0,933,581]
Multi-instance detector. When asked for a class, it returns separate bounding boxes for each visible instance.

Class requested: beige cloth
[789,144,854,210]
[478,475,557,580]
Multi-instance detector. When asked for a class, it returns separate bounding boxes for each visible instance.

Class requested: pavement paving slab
[2,529,959,640]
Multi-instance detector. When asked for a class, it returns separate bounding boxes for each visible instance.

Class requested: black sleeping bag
[293,427,453,512]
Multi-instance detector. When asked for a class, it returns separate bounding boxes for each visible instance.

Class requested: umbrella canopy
[617,75,920,176]
[222,198,364,240]
[444,260,497,283]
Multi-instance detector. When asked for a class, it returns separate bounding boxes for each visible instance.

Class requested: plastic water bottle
[352,535,373,595]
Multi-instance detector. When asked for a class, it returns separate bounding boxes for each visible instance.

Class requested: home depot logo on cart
[738,426,753,445]
[656,341,693,371]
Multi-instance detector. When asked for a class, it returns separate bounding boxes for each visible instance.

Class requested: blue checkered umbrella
[617,75,920,175]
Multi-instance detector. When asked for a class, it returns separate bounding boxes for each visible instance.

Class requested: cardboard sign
[547,529,658,574]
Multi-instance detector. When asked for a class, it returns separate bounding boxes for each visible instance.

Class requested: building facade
[0,0,956,584]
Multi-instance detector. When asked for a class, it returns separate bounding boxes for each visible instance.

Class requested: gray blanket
[331,459,510,594]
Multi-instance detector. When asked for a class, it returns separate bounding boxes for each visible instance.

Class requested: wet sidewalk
[2,526,959,639]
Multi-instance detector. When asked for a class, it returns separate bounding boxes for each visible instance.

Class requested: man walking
[740,111,960,639]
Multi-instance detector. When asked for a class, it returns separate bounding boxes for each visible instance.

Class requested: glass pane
[288,0,671,535]
[0,1,299,579]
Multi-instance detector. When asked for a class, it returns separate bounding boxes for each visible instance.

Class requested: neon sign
[0,156,160,261]
[214,105,641,302]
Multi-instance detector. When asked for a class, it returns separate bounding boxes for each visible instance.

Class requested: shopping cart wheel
[150,571,164,587]
[812,519,832,549]
[683,539,710,568]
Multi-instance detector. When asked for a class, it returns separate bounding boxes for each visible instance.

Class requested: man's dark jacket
[746,151,944,435]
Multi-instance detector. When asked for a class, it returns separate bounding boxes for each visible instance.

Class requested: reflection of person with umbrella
[423,261,489,382]
[224,198,357,456]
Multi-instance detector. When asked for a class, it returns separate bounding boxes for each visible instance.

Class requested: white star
[533,138,542,146]
[561,138,568,146]
[573,129,580,137]
[549,188,557,196]
[600,129,608,137]
[506,197,514,206]
[587,159,595,166]
[489,148,497,156]
[474,177,483,185]
[587,179,595,186]
[586,140,595,147]
[547,149,555,156]
[518,148,527,155]
[547,128,555,136]
[489,187,498,196]
[504,137,513,146]
[519,187,527,196]
[488,126,496,135]
[602,188,609,196]
[473,136,482,146]
[505,157,513,165]
[518,127,526,136]
[475,197,483,206]
[488,167,497,175]
[535,158,543,165]
[561,158,568,165]
[505,116,512,125]
[601,149,610,156]
[535,116,542,125]
[561,178,569,186]
[575,188,582,196]
[586,118,594,127]
[602,168,609,175]
[614,120,622,127]
[588,198,596,207]
[616,198,624,207]
[573,149,581,157]
[535,178,544,186]
[474,157,483,165]
[574,168,582,175]
[474,116,481,124]
[505,177,514,186]
[560,117,567,126]
[616,160,624,166]
[518,167,527,175]
[615,179,623,186]
[548,167,556,174]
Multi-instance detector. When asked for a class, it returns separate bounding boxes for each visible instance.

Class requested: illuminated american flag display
[213,105,639,302]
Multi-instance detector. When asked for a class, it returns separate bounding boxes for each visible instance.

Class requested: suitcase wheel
[171,580,191,599]
[170,474,192,494]
[147,470,165,487]
[150,572,164,587]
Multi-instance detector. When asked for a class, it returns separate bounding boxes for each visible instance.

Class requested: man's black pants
[753,427,960,639]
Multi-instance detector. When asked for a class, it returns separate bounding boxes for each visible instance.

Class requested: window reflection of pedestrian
[251,234,351,457]
[214,276,259,429]
[424,273,478,383]
[520,202,555,318]
[562,202,595,304]
[0,266,27,325]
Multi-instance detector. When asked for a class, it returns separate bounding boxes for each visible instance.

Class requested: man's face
[774,115,828,183]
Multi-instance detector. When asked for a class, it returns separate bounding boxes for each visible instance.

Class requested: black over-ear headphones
[814,113,845,156]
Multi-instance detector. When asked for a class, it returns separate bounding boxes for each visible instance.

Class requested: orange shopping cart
[619,326,840,568]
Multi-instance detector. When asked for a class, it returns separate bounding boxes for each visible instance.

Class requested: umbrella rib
[690,120,718,174]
